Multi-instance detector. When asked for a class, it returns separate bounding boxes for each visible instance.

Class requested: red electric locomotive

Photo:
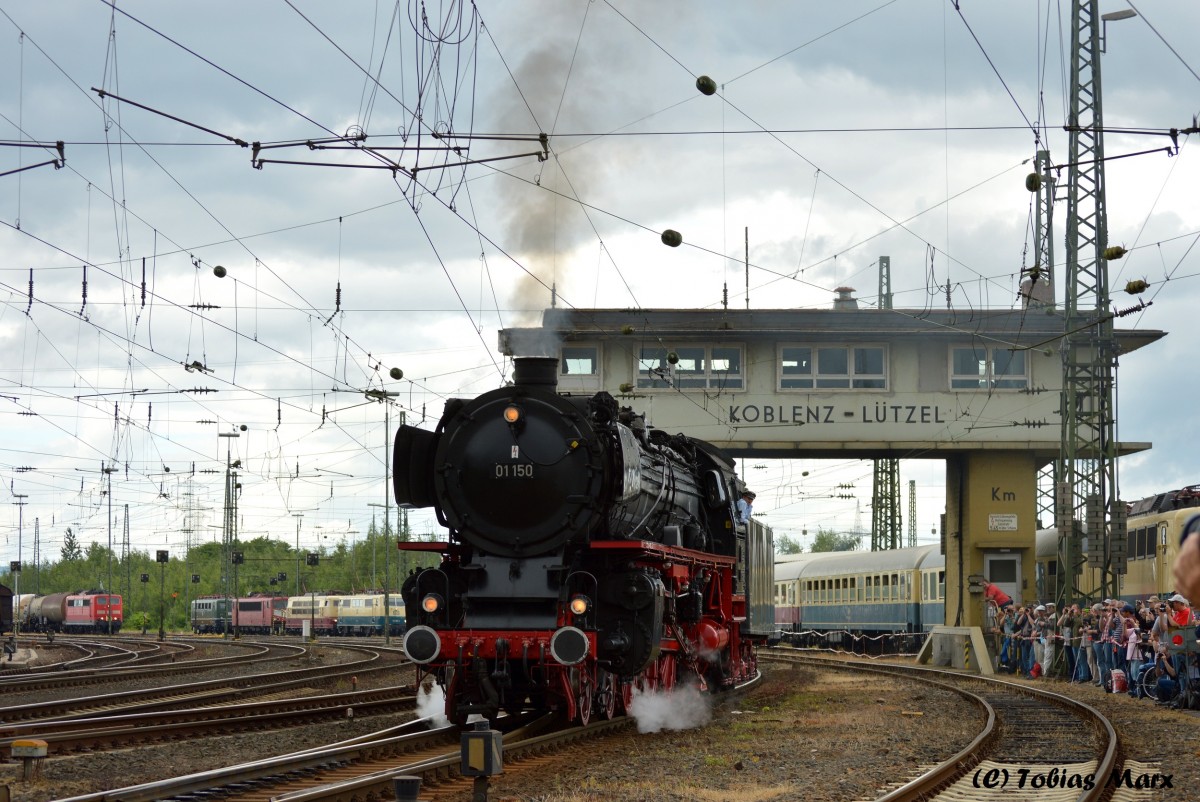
[394,357,774,724]
[232,594,288,635]
[25,590,123,634]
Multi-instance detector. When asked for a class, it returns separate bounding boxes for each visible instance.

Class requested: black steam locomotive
[394,356,773,724]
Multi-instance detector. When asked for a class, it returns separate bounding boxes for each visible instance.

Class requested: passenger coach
[775,545,944,645]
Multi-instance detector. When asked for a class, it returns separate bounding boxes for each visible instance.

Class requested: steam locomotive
[393,357,773,724]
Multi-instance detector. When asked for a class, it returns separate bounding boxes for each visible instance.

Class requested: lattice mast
[1057,0,1126,611]
[121,504,131,603]
[871,255,902,551]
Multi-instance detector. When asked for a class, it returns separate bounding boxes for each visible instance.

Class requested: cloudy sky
[1,1,1197,572]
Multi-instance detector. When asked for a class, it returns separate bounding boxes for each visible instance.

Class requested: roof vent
[833,287,858,310]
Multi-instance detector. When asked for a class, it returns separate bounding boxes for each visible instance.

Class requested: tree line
[1,518,438,632]
[774,528,862,554]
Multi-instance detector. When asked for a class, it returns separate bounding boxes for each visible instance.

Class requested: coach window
[950,345,1028,390]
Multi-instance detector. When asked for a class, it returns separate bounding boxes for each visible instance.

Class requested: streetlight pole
[102,463,115,596]
[12,493,27,637]
[366,387,400,645]
[292,513,305,596]
[218,430,242,639]
[368,503,392,642]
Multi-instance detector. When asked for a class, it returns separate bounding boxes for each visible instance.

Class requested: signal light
[503,405,523,425]
[569,595,590,616]
[421,594,443,614]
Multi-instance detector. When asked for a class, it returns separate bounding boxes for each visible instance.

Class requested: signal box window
[779,345,886,390]
[637,345,743,390]
[950,345,1028,390]
[560,346,597,376]
[557,345,601,392]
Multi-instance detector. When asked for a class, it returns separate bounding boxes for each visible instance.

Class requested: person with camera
[1150,643,1179,703]
[1094,601,1114,688]
[1075,604,1096,683]
[1059,603,1078,681]
[998,605,1016,671]
[1130,606,1157,697]
[1164,593,1194,679]
[1015,605,1035,677]
[1120,603,1142,695]
[1039,603,1058,677]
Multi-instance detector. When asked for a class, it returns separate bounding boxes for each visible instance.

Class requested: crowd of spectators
[990,593,1198,706]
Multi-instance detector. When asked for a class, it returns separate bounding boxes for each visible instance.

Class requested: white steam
[628,681,712,733]
[416,682,450,728]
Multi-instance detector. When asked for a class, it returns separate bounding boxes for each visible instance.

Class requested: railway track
[47,712,628,802]
[44,669,762,802]
[0,641,404,725]
[0,684,418,756]
[763,650,1133,802]
[0,637,298,692]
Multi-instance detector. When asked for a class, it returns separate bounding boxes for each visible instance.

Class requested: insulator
[1085,493,1104,538]
[695,75,717,96]
[1124,278,1148,295]
[1025,172,1041,192]
[1103,246,1127,261]
[661,229,683,248]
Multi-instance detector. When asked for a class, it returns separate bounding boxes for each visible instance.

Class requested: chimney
[833,287,858,310]
[512,356,559,389]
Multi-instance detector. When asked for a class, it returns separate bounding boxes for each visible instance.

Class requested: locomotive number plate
[495,463,534,478]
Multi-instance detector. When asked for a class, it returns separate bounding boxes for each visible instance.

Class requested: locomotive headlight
[569,595,590,616]
[502,404,523,425]
[421,593,444,614]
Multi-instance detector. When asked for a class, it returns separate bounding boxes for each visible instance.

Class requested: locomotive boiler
[393,356,773,724]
